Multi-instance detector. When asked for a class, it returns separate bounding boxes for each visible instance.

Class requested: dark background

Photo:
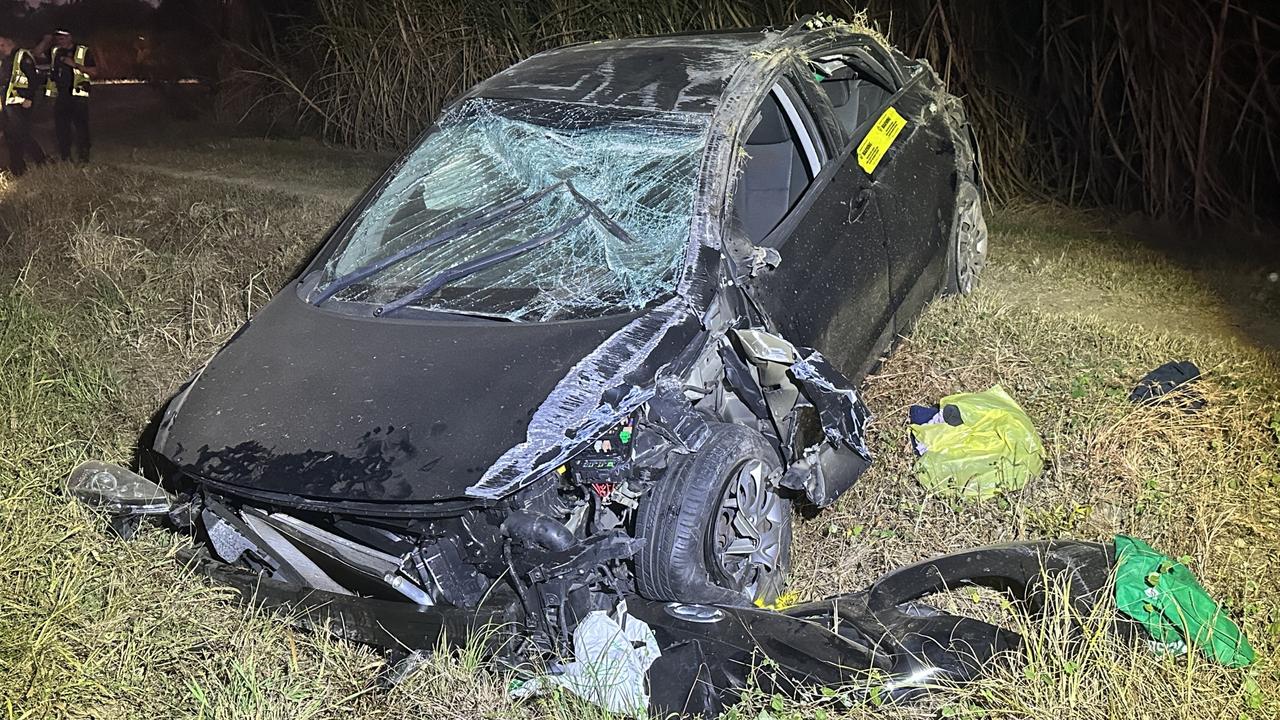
[5,0,1279,228]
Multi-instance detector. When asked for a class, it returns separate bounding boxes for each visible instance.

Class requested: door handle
[847,191,871,224]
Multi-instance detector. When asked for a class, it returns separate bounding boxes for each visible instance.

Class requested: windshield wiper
[564,180,635,245]
[312,181,567,305]
[374,211,589,318]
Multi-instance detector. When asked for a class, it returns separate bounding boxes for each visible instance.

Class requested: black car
[87,20,988,654]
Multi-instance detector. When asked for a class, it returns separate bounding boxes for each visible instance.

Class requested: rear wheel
[946,180,988,295]
[635,424,791,606]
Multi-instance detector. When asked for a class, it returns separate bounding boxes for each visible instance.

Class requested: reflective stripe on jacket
[45,45,90,99]
[5,49,33,105]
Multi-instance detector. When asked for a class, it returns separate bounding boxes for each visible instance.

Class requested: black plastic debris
[1129,360,1204,410]
[184,538,1123,718]
[636,539,1122,717]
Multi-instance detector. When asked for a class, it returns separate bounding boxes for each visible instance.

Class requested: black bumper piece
[182,540,1118,718]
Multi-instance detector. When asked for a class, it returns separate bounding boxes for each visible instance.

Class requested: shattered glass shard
[316,98,712,322]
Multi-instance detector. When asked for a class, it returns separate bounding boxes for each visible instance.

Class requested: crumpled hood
[157,288,632,504]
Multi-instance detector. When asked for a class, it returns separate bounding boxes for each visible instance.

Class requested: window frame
[728,75,838,247]
[811,48,904,143]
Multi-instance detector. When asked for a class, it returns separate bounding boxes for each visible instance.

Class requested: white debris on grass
[510,602,660,715]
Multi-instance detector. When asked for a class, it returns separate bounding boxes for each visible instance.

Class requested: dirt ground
[2,113,1278,719]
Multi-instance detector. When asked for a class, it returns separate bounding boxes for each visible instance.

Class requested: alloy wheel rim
[956,192,989,294]
[712,459,786,600]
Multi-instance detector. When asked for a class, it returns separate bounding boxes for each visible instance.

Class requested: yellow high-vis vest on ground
[5,49,32,105]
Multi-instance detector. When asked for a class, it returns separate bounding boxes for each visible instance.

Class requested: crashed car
[80,20,989,671]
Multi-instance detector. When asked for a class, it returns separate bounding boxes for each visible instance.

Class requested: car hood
[157,288,634,504]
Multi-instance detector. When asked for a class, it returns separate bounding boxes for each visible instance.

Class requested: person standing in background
[0,35,48,176]
[37,29,95,164]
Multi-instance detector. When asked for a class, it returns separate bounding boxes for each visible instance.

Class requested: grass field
[1,123,1278,719]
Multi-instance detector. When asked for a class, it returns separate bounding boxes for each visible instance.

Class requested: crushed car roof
[473,29,782,113]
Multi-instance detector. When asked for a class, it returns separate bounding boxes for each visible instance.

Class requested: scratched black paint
[158,289,631,503]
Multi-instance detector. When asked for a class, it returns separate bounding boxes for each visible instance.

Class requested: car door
[732,70,892,379]
[857,70,957,326]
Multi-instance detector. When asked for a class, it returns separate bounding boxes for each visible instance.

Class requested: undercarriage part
[722,328,874,507]
[240,508,351,595]
[501,511,576,551]
[645,376,714,453]
[385,573,434,605]
[411,540,490,607]
[179,544,518,652]
[200,498,439,605]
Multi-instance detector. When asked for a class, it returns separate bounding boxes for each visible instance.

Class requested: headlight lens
[67,460,172,515]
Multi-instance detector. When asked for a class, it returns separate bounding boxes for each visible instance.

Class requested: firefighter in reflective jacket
[0,35,48,176]
[39,29,95,163]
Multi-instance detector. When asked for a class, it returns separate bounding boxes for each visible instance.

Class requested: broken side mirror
[723,217,781,282]
[745,245,781,278]
[67,460,173,538]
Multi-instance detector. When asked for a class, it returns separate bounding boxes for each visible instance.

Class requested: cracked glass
[314,98,710,321]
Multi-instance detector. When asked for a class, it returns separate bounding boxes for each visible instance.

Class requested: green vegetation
[2,137,1278,717]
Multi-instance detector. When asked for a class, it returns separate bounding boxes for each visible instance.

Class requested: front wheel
[634,423,791,606]
[946,180,988,295]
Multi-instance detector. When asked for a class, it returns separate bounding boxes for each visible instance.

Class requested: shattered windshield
[313,98,710,321]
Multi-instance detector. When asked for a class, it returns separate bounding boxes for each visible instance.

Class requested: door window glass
[732,84,824,243]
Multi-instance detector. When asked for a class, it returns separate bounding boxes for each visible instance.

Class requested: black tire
[634,423,791,606]
[945,179,988,295]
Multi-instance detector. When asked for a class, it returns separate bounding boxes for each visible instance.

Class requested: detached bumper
[181,540,1118,718]
[634,540,1118,716]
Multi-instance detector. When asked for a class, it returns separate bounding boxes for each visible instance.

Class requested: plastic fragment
[510,604,660,714]
[1114,535,1255,668]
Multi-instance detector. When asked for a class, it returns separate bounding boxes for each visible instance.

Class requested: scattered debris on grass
[2,158,1277,718]
[909,385,1045,502]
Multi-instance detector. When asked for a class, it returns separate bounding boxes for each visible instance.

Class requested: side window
[732,84,825,244]
[814,56,895,137]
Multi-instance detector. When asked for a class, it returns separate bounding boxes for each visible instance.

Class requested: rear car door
[828,56,956,326]
[732,70,892,378]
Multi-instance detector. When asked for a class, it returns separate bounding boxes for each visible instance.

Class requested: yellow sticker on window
[857,107,907,174]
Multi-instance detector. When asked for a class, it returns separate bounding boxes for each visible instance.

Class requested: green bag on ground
[1113,535,1255,667]
[910,385,1045,501]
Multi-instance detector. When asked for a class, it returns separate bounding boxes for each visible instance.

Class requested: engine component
[502,511,576,551]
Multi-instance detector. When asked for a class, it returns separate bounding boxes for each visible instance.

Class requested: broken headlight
[67,460,174,537]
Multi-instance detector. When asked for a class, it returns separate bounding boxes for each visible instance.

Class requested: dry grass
[1,147,1278,719]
